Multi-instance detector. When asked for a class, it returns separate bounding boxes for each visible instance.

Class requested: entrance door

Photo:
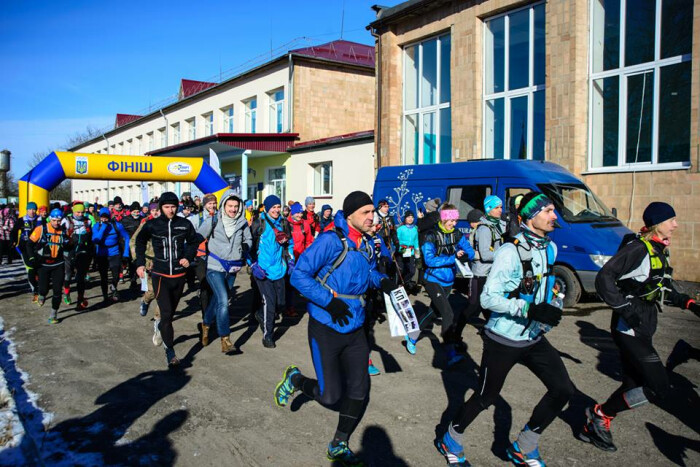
[267,167,286,205]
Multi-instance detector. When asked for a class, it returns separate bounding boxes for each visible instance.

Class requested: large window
[267,167,285,204]
[589,0,692,170]
[403,34,451,165]
[186,118,196,141]
[313,162,333,196]
[268,89,284,133]
[203,112,214,136]
[171,123,180,145]
[483,3,545,160]
[245,98,257,133]
[158,128,166,148]
[447,185,492,219]
[221,105,234,133]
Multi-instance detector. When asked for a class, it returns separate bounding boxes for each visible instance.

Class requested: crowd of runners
[1,188,699,466]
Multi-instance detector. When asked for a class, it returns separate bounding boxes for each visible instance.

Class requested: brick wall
[293,60,375,142]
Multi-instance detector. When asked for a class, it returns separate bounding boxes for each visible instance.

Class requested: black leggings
[193,258,211,321]
[38,263,64,310]
[97,255,121,299]
[65,252,91,299]
[19,245,39,293]
[255,277,285,339]
[152,274,186,349]
[452,335,574,434]
[0,240,13,264]
[600,331,669,416]
[422,281,458,344]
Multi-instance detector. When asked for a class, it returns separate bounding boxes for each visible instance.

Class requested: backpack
[316,228,374,292]
[251,215,292,257]
[472,222,503,263]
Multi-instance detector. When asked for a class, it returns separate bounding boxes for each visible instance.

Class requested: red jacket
[302,210,320,237]
[288,215,314,260]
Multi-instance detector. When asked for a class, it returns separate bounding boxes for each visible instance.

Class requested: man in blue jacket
[436,192,574,467]
[274,191,393,466]
[92,207,130,303]
[249,195,294,349]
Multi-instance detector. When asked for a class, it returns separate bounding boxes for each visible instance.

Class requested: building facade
[71,40,375,209]
[369,0,699,281]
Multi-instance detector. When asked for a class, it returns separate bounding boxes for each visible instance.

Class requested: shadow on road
[354,425,409,467]
[646,422,700,467]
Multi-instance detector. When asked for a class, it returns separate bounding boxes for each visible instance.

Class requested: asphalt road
[0,264,698,466]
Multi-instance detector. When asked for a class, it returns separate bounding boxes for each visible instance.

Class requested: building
[369,0,699,281]
[70,40,375,209]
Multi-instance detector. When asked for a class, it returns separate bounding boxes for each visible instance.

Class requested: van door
[446,181,495,235]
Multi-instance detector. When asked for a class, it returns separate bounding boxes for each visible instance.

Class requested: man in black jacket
[135,192,200,367]
[121,202,142,290]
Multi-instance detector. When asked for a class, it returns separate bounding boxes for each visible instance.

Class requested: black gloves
[457,252,470,263]
[326,298,353,326]
[380,278,396,295]
[528,302,563,327]
[618,302,641,328]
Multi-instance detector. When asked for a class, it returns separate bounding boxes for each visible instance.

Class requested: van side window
[447,185,492,219]
[506,187,532,209]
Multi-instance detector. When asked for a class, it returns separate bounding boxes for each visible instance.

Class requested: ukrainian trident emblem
[76,157,88,175]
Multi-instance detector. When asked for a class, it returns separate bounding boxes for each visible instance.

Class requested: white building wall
[72,62,289,204]
[287,140,375,211]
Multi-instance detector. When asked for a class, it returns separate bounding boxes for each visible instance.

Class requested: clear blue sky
[0,0,399,178]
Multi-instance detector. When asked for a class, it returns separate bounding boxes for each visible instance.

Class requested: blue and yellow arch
[19,152,229,215]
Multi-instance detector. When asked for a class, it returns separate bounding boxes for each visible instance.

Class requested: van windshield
[537,183,617,223]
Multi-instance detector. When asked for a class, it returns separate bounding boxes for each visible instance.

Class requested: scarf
[438,221,454,234]
[519,222,550,248]
[485,215,503,235]
[222,212,237,238]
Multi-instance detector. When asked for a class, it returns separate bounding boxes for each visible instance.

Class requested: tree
[64,125,103,149]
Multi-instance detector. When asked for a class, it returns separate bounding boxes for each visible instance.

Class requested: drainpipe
[242,150,250,200]
[370,27,382,170]
[102,134,110,202]
[287,54,294,133]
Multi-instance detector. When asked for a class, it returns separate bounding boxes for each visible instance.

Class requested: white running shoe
[152,319,163,346]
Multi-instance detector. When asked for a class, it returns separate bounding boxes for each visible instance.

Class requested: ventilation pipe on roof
[370,26,382,170]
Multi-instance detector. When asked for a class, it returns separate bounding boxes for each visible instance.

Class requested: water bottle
[540,293,565,333]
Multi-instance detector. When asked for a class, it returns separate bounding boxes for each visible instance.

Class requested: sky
[0,0,400,179]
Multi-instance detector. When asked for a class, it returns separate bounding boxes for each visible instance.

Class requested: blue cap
[484,195,503,214]
[99,207,111,218]
[26,202,38,210]
[290,202,303,215]
[245,200,253,207]
[321,204,332,214]
[49,208,63,220]
[305,196,315,206]
[264,195,281,212]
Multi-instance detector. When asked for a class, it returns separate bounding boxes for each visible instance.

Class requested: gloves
[618,302,641,328]
[251,262,267,280]
[686,301,700,318]
[457,251,470,263]
[527,302,563,327]
[326,298,353,326]
[380,277,396,295]
[287,257,296,274]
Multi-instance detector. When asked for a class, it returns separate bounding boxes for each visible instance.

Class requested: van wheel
[553,265,581,308]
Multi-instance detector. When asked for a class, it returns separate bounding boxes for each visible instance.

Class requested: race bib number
[385,286,420,340]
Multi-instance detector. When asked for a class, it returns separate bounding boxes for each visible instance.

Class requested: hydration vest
[472,221,504,263]
[506,237,556,305]
[36,223,69,260]
[316,228,374,302]
[19,216,40,243]
[618,237,669,303]
[425,228,461,257]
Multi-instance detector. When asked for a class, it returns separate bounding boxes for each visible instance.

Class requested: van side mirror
[611,207,618,218]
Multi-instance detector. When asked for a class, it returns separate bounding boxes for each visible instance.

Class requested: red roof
[179,79,218,99]
[290,40,375,68]
[114,114,143,128]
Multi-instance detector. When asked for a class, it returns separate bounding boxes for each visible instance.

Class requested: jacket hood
[287,214,303,226]
[333,210,349,235]
[218,189,243,222]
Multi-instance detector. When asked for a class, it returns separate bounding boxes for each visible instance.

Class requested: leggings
[454,275,488,341]
[97,255,121,300]
[422,281,458,344]
[152,274,186,349]
[255,277,285,339]
[193,258,211,321]
[142,272,161,319]
[600,331,669,416]
[64,252,91,299]
[38,263,65,310]
[0,240,13,264]
[452,334,574,434]
[19,245,39,293]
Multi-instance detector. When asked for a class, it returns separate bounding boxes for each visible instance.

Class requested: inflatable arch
[19,151,229,215]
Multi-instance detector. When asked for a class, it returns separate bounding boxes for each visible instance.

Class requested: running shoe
[579,404,617,452]
[152,319,163,346]
[47,317,59,324]
[63,292,71,305]
[165,346,180,368]
[274,365,300,407]
[31,293,39,304]
[446,348,465,366]
[405,336,417,355]
[327,441,364,466]
[76,299,89,311]
[139,301,149,317]
[48,310,59,324]
[37,296,46,307]
[435,431,471,466]
[119,272,125,284]
[262,336,276,349]
[109,285,119,302]
[368,363,381,376]
[666,339,691,373]
[506,440,545,466]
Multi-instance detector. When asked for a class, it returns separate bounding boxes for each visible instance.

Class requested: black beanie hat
[467,209,484,223]
[343,191,374,218]
[113,196,123,206]
[403,210,415,219]
[159,191,179,208]
[130,201,140,211]
[643,202,675,228]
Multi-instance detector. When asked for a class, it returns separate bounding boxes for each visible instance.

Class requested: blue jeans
[204,269,237,337]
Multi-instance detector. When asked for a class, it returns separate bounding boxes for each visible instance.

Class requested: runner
[28,208,72,324]
[92,207,130,304]
[396,210,419,294]
[0,206,17,265]
[248,195,294,348]
[436,191,573,467]
[61,202,93,310]
[135,192,200,367]
[197,190,251,352]
[319,204,333,231]
[286,202,313,317]
[302,196,321,237]
[580,202,700,452]
[121,202,143,290]
[417,203,475,363]
[11,201,42,301]
[274,190,393,466]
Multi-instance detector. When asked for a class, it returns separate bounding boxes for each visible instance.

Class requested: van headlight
[590,254,612,268]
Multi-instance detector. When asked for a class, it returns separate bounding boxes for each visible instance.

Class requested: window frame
[268,88,285,133]
[203,112,214,136]
[186,118,196,141]
[221,105,234,133]
[482,1,546,161]
[245,98,257,133]
[312,161,333,196]
[586,0,692,173]
[401,32,452,165]
[446,184,493,220]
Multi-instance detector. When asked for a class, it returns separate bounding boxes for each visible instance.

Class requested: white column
[242,150,251,200]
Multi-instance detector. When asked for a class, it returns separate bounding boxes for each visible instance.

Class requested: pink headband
[440,209,459,221]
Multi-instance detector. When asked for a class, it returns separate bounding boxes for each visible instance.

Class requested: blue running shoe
[405,335,417,355]
[274,365,300,407]
[446,348,465,366]
[327,441,364,466]
[435,431,471,466]
[368,363,381,376]
[140,301,149,317]
[506,440,546,467]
